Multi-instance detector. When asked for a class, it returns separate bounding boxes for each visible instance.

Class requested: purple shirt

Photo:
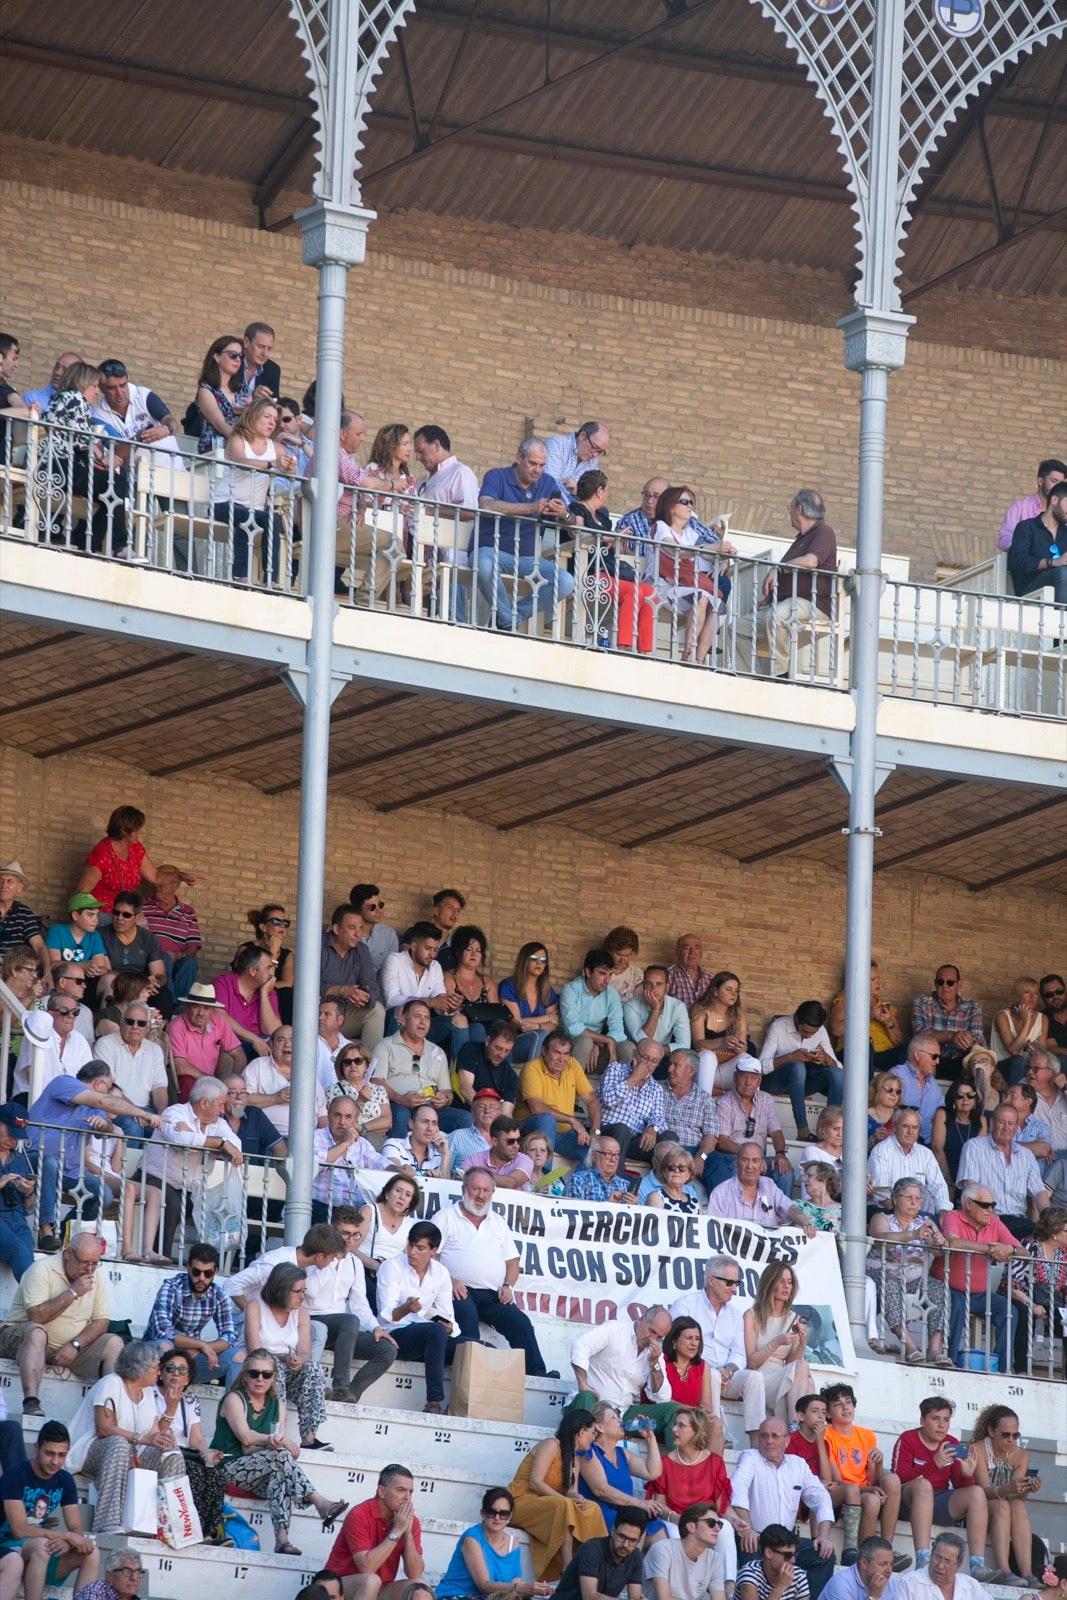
[707,1176,795,1225]
[998,491,1043,551]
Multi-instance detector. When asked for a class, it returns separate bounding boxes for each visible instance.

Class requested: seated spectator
[670,1258,765,1447]
[214,397,296,583]
[660,1047,719,1175]
[828,960,904,1078]
[992,978,1050,1086]
[140,1078,244,1258]
[247,903,295,1025]
[521,1128,560,1193]
[602,926,643,1003]
[320,903,384,1049]
[969,1405,1043,1585]
[692,971,749,1095]
[499,940,561,1064]
[576,1401,667,1537]
[516,1028,601,1162]
[646,1409,733,1563]
[623,965,691,1055]
[739,489,839,678]
[644,1143,702,1213]
[735,1523,812,1600]
[1006,480,1067,601]
[0,1232,122,1416]
[544,421,610,498]
[21,349,82,413]
[93,968,159,1041]
[867,1108,951,1218]
[868,1070,904,1150]
[996,457,1066,551]
[99,891,171,1012]
[329,1039,391,1141]
[1005,1082,1053,1162]
[310,1203,399,1405]
[0,1102,34,1280]
[560,947,627,1072]
[400,887,467,969]
[43,893,109,981]
[312,1093,388,1222]
[705,1059,794,1195]
[1026,1047,1067,1154]
[412,423,479,587]
[570,1303,678,1436]
[382,922,467,1056]
[563,1134,636,1203]
[759,1002,843,1143]
[464,1113,534,1189]
[891,1397,1002,1583]
[508,1413,607,1582]
[475,438,577,630]
[730,1423,835,1598]
[168,982,243,1102]
[93,1001,168,1129]
[821,1382,905,1566]
[15,995,92,1099]
[95,358,178,451]
[372,997,470,1137]
[891,1037,947,1144]
[144,1240,243,1386]
[352,1174,420,1307]
[212,944,283,1062]
[317,995,348,1087]
[0,1419,100,1599]
[867,1177,952,1366]
[668,933,713,1010]
[1001,1205,1067,1373]
[646,484,721,662]
[2,946,42,1021]
[212,1350,346,1559]
[600,1040,666,1158]
[575,481,658,653]
[796,1162,842,1233]
[221,1074,287,1161]
[957,1103,1048,1237]
[709,1141,815,1234]
[443,924,505,1048]
[244,1262,329,1450]
[645,1499,728,1600]
[437,1485,552,1600]
[150,1348,228,1546]
[654,1315,726,1456]
[446,1087,500,1172]
[0,860,52,982]
[348,881,399,975]
[375,1221,465,1414]
[65,1340,184,1533]
[382,1100,452,1179]
[931,1081,987,1195]
[43,363,131,554]
[140,864,201,998]
[912,966,987,1083]
[244,1024,328,1139]
[455,1020,519,1113]
[1039,975,1067,1070]
[932,1182,1019,1371]
[195,334,248,455]
[805,1105,844,1171]
[743,1261,814,1426]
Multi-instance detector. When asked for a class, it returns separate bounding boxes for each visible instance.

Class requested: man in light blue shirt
[623,965,691,1054]
[543,421,610,503]
[22,350,82,412]
[560,946,626,1071]
[822,1536,903,1600]
[890,1038,945,1144]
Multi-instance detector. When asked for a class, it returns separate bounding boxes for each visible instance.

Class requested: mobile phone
[950,1444,970,1460]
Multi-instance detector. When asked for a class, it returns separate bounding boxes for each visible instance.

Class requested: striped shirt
[957,1135,1045,1216]
[0,900,42,951]
[141,895,202,956]
[867,1135,950,1215]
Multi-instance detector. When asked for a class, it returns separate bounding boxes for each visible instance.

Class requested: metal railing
[3,425,1065,717]
[863,1234,1064,1381]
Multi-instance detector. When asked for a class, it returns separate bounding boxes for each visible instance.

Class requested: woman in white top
[992,977,1048,1082]
[67,1341,184,1532]
[214,396,296,586]
[647,484,719,663]
[741,1261,813,1425]
[353,1172,420,1310]
[244,1262,329,1450]
[154,1348,229,1543]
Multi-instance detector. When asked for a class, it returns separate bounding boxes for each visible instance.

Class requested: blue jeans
[390,1320,468,1404]
[0,1212,35,1279]
[37,1157,106,1229]
[162,952,199,1001]
[187,1346,244,1388]
[519,1112,588,1163]
[760,1059,844,1133]
[475,548,575,628]
[950,1288,1012,1371]
[214,502,279,584]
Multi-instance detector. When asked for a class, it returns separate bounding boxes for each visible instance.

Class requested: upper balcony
[2,424,1065,819]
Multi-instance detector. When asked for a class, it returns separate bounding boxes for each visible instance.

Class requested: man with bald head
[22,351,81,412]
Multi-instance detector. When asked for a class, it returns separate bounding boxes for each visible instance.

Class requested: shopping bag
[122,1467,159,1535]
[158,1474,203,1549]
[447,1340,525,1422]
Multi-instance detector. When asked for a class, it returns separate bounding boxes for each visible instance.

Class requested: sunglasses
[279,414,296,424]
[528,954,547,963]
[221,349,243,360]
[64,975,87,984]
[162,1362,189,1374]
[246,1368,274,1380]
[486,1507,512,1518]
[1042,987,1065,998]
[341,1055,366,1067]
[123,1018,150,1028]
[970,1198,995,1208]
[677,497,694,506]
[712,1275,740,1288]
[700,1517,722,1529]
[189,1267,216,1279]
[935,979,958,987]
[52,1006,78,1017]
[266,916,291,927]
[364,900,385,910]
[502,1135,521,1145]
[112,910,136,919]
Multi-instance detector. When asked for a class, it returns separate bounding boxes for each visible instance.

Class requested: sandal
[905,1348,926,1365]
[321,1499,348,1528]
[274,1540,302,1556]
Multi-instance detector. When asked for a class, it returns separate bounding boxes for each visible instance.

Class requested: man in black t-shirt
[0,1420,99,1598]
[555,1508,648,1600]
[1007,482,1067,601]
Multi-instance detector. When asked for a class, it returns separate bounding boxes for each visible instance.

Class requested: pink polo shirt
[934,1210,1019,1292]
[168,1011,241,1100]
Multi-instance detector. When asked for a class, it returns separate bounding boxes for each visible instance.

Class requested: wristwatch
[387,1529,401,1542]
[71,1339,82,1352]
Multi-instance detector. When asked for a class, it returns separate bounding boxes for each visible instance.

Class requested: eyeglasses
[162,1363,188,1374]
[612,1531,642,1546]
[69,1255,99,1268]
[266,916,291,927]
[123,1018,150,1028]
[677,497,694,506]
[502,1135,521,1145]
[112,909,136,919]
[246,1368,274,1380]
[114,1568,144,1577]
[52,1006,78,1017]
[486,1507,512,1518]
[711,1275,740,1289]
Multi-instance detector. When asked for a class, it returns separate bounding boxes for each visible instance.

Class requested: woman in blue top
[499,943,560,1064]
[577,1402,669,1541]
[437,1487,553,1598]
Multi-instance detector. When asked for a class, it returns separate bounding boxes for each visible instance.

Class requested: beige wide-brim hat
[0,860,28,886]
[181,982,223,1009]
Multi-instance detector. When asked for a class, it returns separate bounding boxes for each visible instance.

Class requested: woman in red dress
[647,1316,725,1457]
[76,805,196,917]
[646,1407,737,1582]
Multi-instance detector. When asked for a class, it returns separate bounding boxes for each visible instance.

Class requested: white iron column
[285,199,374,1242]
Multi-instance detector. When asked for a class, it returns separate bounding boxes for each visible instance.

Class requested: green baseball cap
[68,892,104,913]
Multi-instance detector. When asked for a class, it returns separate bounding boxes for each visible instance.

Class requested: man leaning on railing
[930,1181,1022,1373]
[472,438,577,630]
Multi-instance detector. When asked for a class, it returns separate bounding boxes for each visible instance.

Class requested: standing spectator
[892,1397,1000,1581]
[544,421,611,499]
[143,1241,243,1386]
[957,1103,1048,1237]
[729,1422,835,1599]
[0,1420,100,1599]
[759,1003,843,1144]
[560,947,627,1072]
[75,805,195,919]
[325,1463,425,1598]
[516,1028,602,1162]
[142,865,202,1000]
[911,968,986,1082]
[349,882,400,975]
[601,1041,667,1158]
[0,861,51,983]
[212,945,283,1062]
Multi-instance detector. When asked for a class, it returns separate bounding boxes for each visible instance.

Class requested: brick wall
[3,741,1062,1039]
[1,166,1064,579]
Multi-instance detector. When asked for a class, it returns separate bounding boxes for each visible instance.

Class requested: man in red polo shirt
[325,1462,424,1598]
[931,1182,1020,1372]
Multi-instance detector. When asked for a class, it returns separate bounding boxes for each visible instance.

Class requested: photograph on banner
[354,1168,855,1371]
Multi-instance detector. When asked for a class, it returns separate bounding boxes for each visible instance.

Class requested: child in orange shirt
[822,1382,907,1570]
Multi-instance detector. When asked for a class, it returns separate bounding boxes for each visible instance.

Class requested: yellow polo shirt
[8,1254,110,1354]
[516,1056,593,1132]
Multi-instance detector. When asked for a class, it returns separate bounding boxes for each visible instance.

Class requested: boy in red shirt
[326,1463,425,1597]
[787,1394,833,1484]
[891,1396,1003,1583]
[821,1383,906,1569]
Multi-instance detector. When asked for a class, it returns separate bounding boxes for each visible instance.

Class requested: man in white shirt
[670,1257,766,1444]
[435,1168,553,1376]
[375,1220,462,1413]
[371,998,471,1136]
[894,1533,985,1600]
[569,1302,678,1433]
[93,1003,168,1133]
[15,1001,92,1097]
[303,1203,397,1404]
[728,1418,836,1599]
[95,359,179,451]
[867,1108,950,1218]
[758,1002,843,1144]
[381,923,468,1059]
[222,1221,349,1366]
[644,1499,727,1600]
[317,997,348,1092]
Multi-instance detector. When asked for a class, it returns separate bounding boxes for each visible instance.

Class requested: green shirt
[211,1391,279,1460]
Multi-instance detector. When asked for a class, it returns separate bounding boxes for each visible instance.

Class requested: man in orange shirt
[822,1384,907,1570]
